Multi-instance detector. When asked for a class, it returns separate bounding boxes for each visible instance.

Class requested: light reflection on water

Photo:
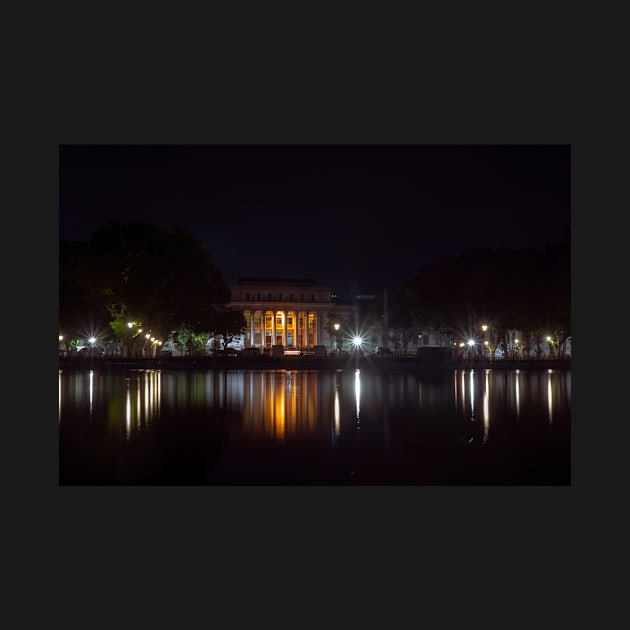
[59,368,571,485]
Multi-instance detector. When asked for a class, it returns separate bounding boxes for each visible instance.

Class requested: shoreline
[58,356,571,372]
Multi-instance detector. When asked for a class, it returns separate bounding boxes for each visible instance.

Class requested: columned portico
[239,308,321,349]
[230,278,332,351]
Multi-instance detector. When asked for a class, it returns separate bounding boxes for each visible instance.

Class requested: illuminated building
[229,277,332,350]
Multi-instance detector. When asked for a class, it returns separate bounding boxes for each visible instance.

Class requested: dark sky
[59,144,570,297]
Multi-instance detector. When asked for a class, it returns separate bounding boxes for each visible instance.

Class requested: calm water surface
[59,367,571,485]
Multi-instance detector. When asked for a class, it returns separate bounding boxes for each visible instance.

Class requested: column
[250,310,255,348]
[282,311,287,347]
[304,311,309,347]
[272,311,276,345]
[261,311,266,348]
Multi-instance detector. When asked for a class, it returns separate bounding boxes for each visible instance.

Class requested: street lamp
[467,338,476,359]
[352,334,365,352]
[334,322,340,353]
[546,335,557,358]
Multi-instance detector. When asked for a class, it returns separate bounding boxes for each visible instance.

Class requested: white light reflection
[334,387,340,439]
[144,373,150,423]
[461,370,466,412]
[453,371,458,408]
[547,371,553,427]
[89,370,94,416]
[469,370,475,421]
[355,369,361,427]
[58,371,62,423]
[125,379,131,441]
[483,369,490,444]
[137,381,142,427]
[516,370,521,420]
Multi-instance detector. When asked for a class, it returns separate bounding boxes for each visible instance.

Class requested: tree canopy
[397,242,570,342]
[59,222,235,348]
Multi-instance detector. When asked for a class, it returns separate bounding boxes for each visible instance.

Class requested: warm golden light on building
[230,278,332,350]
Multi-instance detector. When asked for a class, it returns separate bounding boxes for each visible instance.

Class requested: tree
[212,307,247,350]
[398,244,570,352]
[59,239,114,350]
[325,313,351,352]
[59,222,233,355]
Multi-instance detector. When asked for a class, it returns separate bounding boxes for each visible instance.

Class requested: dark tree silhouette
[59,222,233,355]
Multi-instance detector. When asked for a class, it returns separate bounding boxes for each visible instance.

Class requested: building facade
[229,278,334,350]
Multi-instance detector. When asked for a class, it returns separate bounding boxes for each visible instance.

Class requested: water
[58,367,571,485]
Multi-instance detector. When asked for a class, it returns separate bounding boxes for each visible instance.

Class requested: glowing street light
[546,335,557,358]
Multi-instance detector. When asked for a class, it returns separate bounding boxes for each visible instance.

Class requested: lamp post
[481,324,497,360]
[334,322,341,354]
[467,338,476,360]
[546,335,557,359]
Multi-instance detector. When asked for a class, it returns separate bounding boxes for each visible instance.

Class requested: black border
[19,25,604,611]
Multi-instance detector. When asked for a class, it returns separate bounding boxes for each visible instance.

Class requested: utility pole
[383,289,389,349]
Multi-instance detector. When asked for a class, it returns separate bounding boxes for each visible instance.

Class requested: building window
[289,293,293,301]
[311,294,315,301]
[257,293,261,300]
[268,293,272,301]
[246,293,250,300]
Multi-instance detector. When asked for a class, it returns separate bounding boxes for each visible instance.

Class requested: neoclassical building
[229,277,334,350]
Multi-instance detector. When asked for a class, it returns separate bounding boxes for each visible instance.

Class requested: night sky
[59,144,570,297]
